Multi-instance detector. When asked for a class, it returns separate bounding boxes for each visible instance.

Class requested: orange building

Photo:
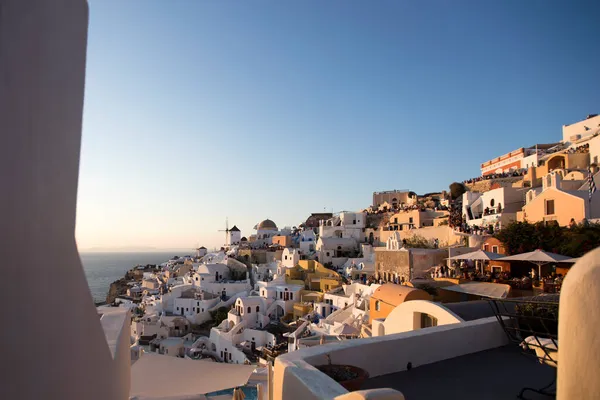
[369,284,430,323]
[481,237,512,274]
[272,235,292,247]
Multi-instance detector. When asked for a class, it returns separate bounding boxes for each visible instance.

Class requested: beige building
[387,209,449,231]
[375,247,450,283]
[518,171,600,226]
[372,190,415,208]
[525,152,589,187]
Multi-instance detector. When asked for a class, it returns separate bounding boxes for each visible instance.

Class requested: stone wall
[375,249,410,281]
[464,177,524,193]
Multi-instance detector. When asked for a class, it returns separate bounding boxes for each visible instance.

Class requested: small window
[375,300,381,311]
[545,199,555,215]
[492,245,498,253]
[177,307,180,311]
[490,199,495,207]
[409,217,413,224]
[420,313,438,328]
[229,353,232,360]
[256,306,260,312]
[247,306,251,313]
[484,244,489,252]
[353,220,356,224]
[290,293,293,300]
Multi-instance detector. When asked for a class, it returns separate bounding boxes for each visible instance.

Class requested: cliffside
[464,177,523,193]
[105,278,130,304]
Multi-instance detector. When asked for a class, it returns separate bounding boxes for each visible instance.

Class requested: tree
[449,182,467,200]
[495,221,600,257]
[210,307,229,326]
[403,234,435,249]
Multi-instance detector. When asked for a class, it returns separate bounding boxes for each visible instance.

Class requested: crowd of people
[463,169,526,184]
[370,203,449,215]
[454,224,496,235]
[566,143,589,154]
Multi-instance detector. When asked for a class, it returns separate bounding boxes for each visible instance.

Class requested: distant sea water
[80,251,185,303]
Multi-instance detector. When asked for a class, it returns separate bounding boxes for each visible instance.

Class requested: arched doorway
[548,155,566,171]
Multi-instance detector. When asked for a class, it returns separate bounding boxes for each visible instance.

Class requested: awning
[130,353,255,399]
[441,282,510,299]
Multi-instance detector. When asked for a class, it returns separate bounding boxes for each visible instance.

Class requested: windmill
[218,217,230,246]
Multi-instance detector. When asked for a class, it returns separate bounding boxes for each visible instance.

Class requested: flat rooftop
[362,345,555,400]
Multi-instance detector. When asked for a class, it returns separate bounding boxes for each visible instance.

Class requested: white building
[194,277,301,365]
[461,186,525,230]
[158,337,185,357]
[172,288,220,324]
[562,114,600,144]
[204,323,276,364]
[281,248,300,269]
[316,237,359,267]
[131,315,191,342]
[190,263,252,299]
[251,219,280,248]
[319,212,366,241]
[192,263,230,284]
[299,229,316,254]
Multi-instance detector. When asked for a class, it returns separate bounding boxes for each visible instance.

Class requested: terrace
[273,248,600,400]
[362,345,554,400]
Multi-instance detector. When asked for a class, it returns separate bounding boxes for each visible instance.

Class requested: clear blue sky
[76,0,600,251]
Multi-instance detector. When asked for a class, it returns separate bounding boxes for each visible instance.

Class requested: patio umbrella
[448,250,503,274]
[232,387,246,400]
[498,249,571,278]
[448,249,504,261]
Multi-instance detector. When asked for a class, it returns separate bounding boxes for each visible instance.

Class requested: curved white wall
[383,300,464,335]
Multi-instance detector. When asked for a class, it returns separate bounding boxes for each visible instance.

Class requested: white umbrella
[498,249,571,278]
[448,249,503,261]
[448,250,503,274]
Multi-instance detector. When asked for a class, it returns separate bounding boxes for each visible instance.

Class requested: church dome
[257,219,278,231]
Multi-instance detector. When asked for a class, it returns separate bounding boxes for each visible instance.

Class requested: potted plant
[315,354,369,392]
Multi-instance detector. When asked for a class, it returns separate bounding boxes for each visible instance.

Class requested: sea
[80,251,185,303]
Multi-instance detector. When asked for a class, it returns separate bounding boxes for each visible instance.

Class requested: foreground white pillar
[558,247,600,399]
[0,1,129,399]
